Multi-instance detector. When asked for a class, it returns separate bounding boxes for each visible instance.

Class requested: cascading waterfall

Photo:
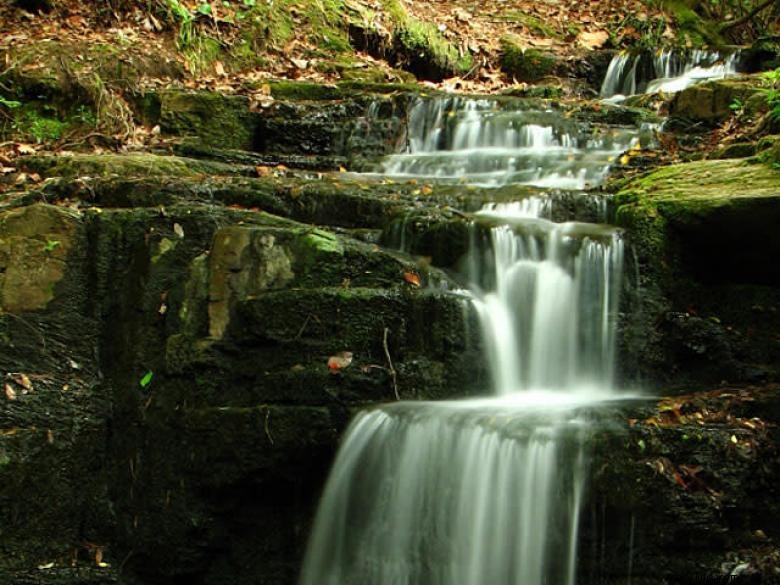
[469,209,623,394]
[300,97,631,585]
[600,48,741,99]
[377,97,640,189]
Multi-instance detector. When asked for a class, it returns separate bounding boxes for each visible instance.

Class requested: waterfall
[377,97,639,189]
[470,212,623,394]
[600,48,741,99]
[300,96,633,585]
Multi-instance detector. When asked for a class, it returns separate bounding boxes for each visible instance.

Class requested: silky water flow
[300,98,631,585]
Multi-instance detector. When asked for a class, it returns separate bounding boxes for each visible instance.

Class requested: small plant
[761,67,780,121]
[0,96,22,109]
[729,97,744,115]
[43,240,61,252]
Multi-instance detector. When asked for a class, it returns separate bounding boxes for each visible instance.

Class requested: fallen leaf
[328,351,354,372]
[577,30,609,50]
[256,165,272,177]
[139,370,154,388]
[16,144,35,155]
[173,223,184,239]
[403,271,421,287]
[4,383,16,400]
[13,373,33,391]
[214,60,225,76]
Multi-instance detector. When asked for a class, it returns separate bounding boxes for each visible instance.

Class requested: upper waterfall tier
[375,97,641,190]
[600,49,741,99]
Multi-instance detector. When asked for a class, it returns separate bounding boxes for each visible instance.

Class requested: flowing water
[374,97,640,189]
[300,97,633,585]
[600,48,741,100]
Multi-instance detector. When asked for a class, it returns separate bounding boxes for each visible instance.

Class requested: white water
[470,210,623,394]
[300,96,631,585]
[600,48,741,100]
[375,97,639,189]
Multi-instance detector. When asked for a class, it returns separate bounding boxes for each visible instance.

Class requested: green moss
[159,90,259,150]
[662,0,724,46]
[268,81,344,101]
[497,11,561,39]
[19,152,241,180]
[382,0,472,78]
[499,36,557,82]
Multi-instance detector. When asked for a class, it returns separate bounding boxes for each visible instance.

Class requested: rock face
[0,151,485,584]
[613,159,780,390]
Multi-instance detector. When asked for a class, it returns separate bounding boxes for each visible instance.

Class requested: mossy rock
[158,89,260,150]
[0,204,80,312]
[669,78,763,125]
[615,159,780,285]
[19,152,249,180]
[710,142,758,159]
[499,36,558,82]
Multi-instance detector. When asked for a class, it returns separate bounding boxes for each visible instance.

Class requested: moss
[662,0,724,46]
[670,78,763,124]
[159,89,259,150]
[498,11,561,39]
[381,0,472,80]
[268,81,344,101]
[499,36,558,82]
[19,152,242,180]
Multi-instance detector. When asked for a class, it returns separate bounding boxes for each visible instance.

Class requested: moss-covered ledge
[613,159,780,389]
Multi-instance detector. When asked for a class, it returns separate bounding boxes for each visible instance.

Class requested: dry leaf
[13,373,33,391]
[403,271,421,287]
[328,351,354,372]
[16,144,35,155]
[4,383,16,401]
[256,165,272,177]
[173,223,184,239]
[214,60,225,76]
[577,30,609,50]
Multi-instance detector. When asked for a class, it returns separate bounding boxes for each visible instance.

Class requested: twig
[264,407,275,445]
[293,314,311,340]
[383,327,399,400]
[1,310,46,350]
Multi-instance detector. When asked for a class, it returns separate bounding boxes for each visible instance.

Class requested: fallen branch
[383,327,399,400]
[719,0,775,33]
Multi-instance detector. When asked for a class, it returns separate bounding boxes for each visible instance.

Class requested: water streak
[600,48,741,99]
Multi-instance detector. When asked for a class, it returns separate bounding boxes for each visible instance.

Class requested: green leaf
[0,96,22,109]
[139,370,154,388]
[43,240,61,252]
[242,0,256,6]
[197,2,213,15]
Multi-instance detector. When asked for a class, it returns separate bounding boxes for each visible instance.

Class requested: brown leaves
[4,373,35,400]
